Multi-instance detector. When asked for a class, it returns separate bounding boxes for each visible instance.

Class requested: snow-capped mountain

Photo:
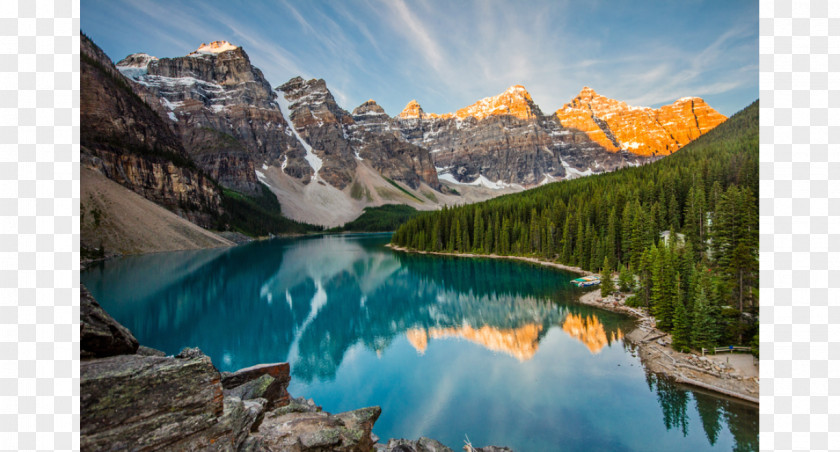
[116,41,311,195]
[393,85,726,187]
[91,37,727,228]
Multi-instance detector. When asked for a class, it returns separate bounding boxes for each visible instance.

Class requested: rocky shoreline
[386,245,759,405]
[81,285,511,451]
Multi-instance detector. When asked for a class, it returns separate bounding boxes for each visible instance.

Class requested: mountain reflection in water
[561,313,624,354]
[82,233,757,452]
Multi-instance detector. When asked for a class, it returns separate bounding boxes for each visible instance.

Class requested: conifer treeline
[392,101,759,349]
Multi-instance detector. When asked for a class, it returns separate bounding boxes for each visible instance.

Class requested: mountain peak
[353,99,387,117]
[116,53,159,69]
[192,40,239,55]
[399,100,425,119]
[506,84,529,95]
[454,84,539,120]
[555,89,727,156]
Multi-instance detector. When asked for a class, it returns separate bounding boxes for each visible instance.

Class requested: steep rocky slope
[81,34,223,229]
[81,167,232,258]
[394,85,726,186]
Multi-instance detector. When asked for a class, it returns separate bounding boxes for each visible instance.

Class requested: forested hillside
[392,100,759,350]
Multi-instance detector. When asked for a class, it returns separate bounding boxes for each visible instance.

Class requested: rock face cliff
[554,87,727,156]
[81,34,223,228]
[277,77,440,191]
[116,41,312,194]
[392,85,727,186]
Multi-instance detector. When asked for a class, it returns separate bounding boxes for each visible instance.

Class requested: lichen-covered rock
[136,345,167,357]
[252,404,381,451]
[80,285,139,358]
[80,351,225,450]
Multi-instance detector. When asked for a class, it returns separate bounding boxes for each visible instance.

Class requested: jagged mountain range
[84,37,727,232]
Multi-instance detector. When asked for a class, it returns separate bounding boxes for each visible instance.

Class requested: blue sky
[82,0,757,117]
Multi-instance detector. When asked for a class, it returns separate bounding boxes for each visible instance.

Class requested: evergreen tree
[473,209,483,252]
[672,293,692,352]
[691,287,718,351]
[618,265,634,292]
[601,256,615,297]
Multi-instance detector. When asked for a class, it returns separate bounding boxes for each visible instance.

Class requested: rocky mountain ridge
[88,34,728,229]
[392,84,726,186]
[277,76,440,191]
[555,86,727,156]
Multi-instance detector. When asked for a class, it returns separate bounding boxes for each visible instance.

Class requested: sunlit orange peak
[399,99,425,119]
[562,313,609,354]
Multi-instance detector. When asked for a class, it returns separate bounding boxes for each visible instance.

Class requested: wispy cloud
[82,0,757,117]
[382,0,445,73]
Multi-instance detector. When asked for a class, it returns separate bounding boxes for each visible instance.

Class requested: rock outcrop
[81,34,223,228]
[116,41,312,194]
[375,437,513,452]
[80,285,515,451]
[554,87,727,156]
[80,285,139,358]
[252,398,381,451]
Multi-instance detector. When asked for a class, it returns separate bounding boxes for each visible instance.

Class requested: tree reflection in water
[646,372,758,451]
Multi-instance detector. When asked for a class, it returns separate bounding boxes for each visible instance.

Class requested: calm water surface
[81,233,757,451]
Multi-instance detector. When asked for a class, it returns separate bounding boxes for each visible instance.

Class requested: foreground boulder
[251,397,381,451]
[224,373,290,409]
[81,351,230,450]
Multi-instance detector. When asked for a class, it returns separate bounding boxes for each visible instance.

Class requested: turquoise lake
[81,233,757,451]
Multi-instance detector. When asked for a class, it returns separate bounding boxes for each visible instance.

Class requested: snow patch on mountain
[438,171,518,190]
[561,159,594,179]
[278,95,323,179]
[192,41,239,55]
[255,169,271,187]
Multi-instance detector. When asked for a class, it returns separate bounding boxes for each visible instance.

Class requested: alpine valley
[81,36,727,255]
